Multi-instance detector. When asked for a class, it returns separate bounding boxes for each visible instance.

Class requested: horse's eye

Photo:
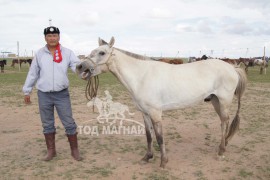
[99,51,105,56]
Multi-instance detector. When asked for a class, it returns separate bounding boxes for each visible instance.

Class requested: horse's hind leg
[141,114,153,163]
[211,95,230,157]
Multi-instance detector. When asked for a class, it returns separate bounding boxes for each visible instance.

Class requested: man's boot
[43,132,56,161]
[67,133,82,161]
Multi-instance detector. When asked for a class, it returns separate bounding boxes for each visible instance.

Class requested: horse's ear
[108,37,115,48]
[98,37,108,46]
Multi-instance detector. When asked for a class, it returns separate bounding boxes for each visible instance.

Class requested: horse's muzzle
[76,61,93,80]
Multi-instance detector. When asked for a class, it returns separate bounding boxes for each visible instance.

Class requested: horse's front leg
[149,111,168,168]
[141,114,153,163]
[153,121,168,168]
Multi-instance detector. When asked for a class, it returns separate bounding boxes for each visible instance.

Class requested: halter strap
[84,48,114,73]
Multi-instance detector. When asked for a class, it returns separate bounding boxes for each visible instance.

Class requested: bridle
[84,48,114,74]
[84,48,114,104]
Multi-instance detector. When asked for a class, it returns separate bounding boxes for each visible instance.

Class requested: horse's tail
[225,67,247,143]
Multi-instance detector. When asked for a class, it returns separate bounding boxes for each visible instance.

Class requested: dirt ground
[0,75,270,179]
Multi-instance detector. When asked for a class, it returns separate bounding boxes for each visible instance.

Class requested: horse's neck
[108,50,144,93]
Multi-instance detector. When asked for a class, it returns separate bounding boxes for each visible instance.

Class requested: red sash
[53,44,62,63]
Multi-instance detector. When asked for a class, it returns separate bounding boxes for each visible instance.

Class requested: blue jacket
[22,45,80,95]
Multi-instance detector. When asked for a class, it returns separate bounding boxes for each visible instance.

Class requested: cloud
[0,0,10,5]
[60,33,74,48]
[175,16,270,37]
[175,19,214,34]
[77,12,100,26]
[149,8,173,19]
[197,20,213,34]
[223,21,253,35]
[2,13,36,18]
[220,17,270,36]
[225,0,270,9]
[175,24,194,33]
[264,41,270,48]
[0,0,33,6]
[224,0,270,15]
[0,0,269,58]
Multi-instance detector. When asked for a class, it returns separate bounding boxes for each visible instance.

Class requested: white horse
[254,59,268,74]
[76,37,247,168]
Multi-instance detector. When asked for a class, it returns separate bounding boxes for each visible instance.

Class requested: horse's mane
[114,48,157,61]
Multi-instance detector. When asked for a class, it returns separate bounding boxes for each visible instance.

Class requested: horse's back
[151,59,237,80]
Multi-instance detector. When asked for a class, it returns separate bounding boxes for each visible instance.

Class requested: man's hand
[24,95,31,104]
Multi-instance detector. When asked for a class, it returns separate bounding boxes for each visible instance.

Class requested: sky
[0,0,270,58]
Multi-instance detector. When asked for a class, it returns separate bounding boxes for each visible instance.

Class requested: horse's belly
[160,94,206,110]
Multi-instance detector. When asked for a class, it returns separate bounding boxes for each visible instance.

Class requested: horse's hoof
[140,153,153,164]
[160,157,168,168]
[160,161,167,168]
[140,155,152,165]
[217,155,225,161]
[218,146,226,156]
[141,152,153,161]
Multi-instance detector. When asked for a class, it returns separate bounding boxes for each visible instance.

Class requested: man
[23,26,82,161]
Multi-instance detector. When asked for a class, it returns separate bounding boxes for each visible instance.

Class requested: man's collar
[44,44,62,53]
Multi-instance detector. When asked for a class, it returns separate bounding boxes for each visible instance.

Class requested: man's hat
[44,26,60,35]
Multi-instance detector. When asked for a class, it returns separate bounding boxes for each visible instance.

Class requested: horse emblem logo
[87,90,135,126]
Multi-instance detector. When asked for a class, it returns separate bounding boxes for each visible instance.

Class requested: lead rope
[84,48,114,112]
[85,76,99,112]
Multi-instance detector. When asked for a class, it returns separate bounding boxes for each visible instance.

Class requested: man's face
[45,34,60,47]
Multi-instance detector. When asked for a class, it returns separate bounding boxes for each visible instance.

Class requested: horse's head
[76,37,115,80]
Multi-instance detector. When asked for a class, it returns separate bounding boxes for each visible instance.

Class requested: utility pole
[49,18,52,26]
[245,48,249,58]
[210,50,214,57]
[260,46,266,75]
[175,51,179,58]
[263,46,265,61]
[17,41,20,72]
